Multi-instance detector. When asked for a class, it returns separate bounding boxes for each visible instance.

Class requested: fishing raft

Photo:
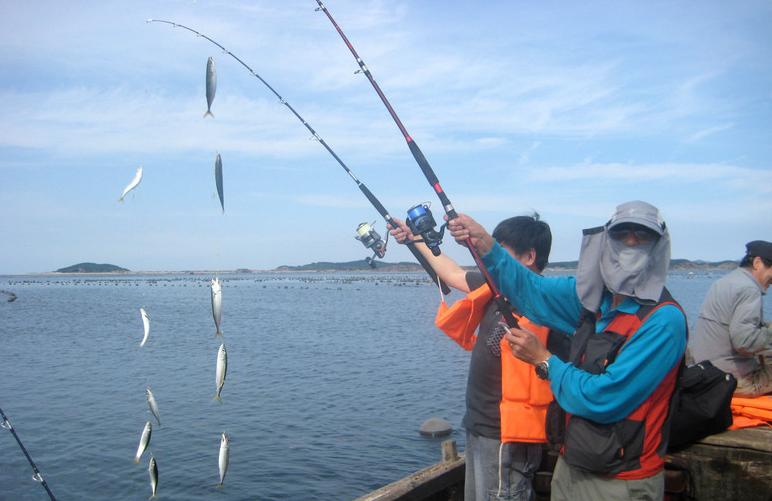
[357,426,772,501]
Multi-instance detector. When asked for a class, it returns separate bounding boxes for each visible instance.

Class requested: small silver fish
[146,388,161,426]
[217,432,229,488]
[204,57,216,118]
[214,342,227,403]
[211,277,223,338]
[148,455,159,499]
[215,152,224,214]
[119,165,143,202]
[139,307,150,347]
[134,421,152,463]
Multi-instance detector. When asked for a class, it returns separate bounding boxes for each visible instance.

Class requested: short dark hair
[741,253,772,268]
[492,213,552,272]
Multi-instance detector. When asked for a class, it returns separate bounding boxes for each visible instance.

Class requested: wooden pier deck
[355,425,772,501]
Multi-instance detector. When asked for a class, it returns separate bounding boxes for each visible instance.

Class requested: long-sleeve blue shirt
[482,241,687,424]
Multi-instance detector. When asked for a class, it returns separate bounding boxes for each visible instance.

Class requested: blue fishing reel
[355,222,387,269]
[406,203,445,256]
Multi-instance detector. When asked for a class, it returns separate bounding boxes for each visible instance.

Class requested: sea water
[0,270,767,501]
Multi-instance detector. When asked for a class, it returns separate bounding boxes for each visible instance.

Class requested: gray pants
[550,455,664,501]
[735,360,772,397]
[464,431,541,501]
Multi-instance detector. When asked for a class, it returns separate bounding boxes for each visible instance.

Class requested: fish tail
[150,494,158,500]
[204,110,214,118]
[119,197,125,202]
[133,457,140,464]
[213,395,222,403]
[214,331,223,339]
[216,483,224,489]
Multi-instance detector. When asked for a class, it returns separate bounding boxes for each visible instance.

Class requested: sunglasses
[607,225,659,242]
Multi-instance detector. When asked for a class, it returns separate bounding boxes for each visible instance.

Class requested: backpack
[667,360,736,447]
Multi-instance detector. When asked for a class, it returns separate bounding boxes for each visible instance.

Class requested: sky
[1,0,771,274]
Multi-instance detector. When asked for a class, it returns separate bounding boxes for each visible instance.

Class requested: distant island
[53,258,739,274]
[56,262,129,273]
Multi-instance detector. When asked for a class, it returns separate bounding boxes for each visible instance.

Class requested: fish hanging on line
[146,388,161,426]
[133,421,152,463]
[204,56,217,118]
[214,342,227,403]
[148,455,159,499]
[215,152,224,214]
[217,432,230,488]
[139,307,150,347]
[119,165,143,202]
[211,277,223,338]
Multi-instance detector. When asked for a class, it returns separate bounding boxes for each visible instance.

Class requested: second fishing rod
[314,1,520,329]
[148,19,449,294]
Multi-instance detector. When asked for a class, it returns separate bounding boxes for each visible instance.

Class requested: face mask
[609,238,655,274]
[617,245,651,273]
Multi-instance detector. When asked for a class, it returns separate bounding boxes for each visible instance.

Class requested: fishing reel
[406,203,445,256]
[355,222,387,269]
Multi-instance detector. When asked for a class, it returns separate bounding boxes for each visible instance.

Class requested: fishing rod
[148,19,449,293]
[1,405,58,501]
[314,2,520,328]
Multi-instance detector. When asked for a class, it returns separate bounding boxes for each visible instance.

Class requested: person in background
[689,240,772,397]
[447,200,687,501]
[390,213,566,501]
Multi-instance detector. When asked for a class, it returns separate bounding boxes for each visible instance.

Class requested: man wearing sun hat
[447,200,688,501]
[690,240,772,397]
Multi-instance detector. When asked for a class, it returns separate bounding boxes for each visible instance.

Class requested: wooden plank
[697,425,772,453]
[670,426,772,501]
[354,441,465,501]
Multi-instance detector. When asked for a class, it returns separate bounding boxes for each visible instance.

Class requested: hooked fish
[139,307,150,347]
[204,56,216,118]
[214,342,227,403]
[119,165,143,202]
[133,421,152,463]
[217,432,229,488]
[211,277,223,338]
[215,152,224,214]
[148,455,159,499]
[146,388,161,426]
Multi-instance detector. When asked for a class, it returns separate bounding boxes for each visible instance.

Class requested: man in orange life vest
[390,213,567,501]
[448,201,687,501]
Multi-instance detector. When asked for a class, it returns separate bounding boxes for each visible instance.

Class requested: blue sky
[1,0,770,274]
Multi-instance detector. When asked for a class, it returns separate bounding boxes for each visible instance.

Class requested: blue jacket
[482,242,687,424]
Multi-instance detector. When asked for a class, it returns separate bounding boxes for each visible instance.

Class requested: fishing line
[314,2,519,327]
[0,405,58,501]
[148,19,449,294]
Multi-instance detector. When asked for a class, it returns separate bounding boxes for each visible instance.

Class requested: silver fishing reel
[355,222,386,268]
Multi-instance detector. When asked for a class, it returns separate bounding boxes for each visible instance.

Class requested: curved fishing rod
[314,2,519,328]
[1,405,58,501]
[148,19,449,294]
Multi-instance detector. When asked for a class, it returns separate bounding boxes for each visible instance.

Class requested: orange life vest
[435,283,554,443]
[730,395,772,429]
[499,317,553,443]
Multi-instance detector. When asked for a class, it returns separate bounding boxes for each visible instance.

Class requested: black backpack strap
[547,329,572,363]
[569,308,598,366]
